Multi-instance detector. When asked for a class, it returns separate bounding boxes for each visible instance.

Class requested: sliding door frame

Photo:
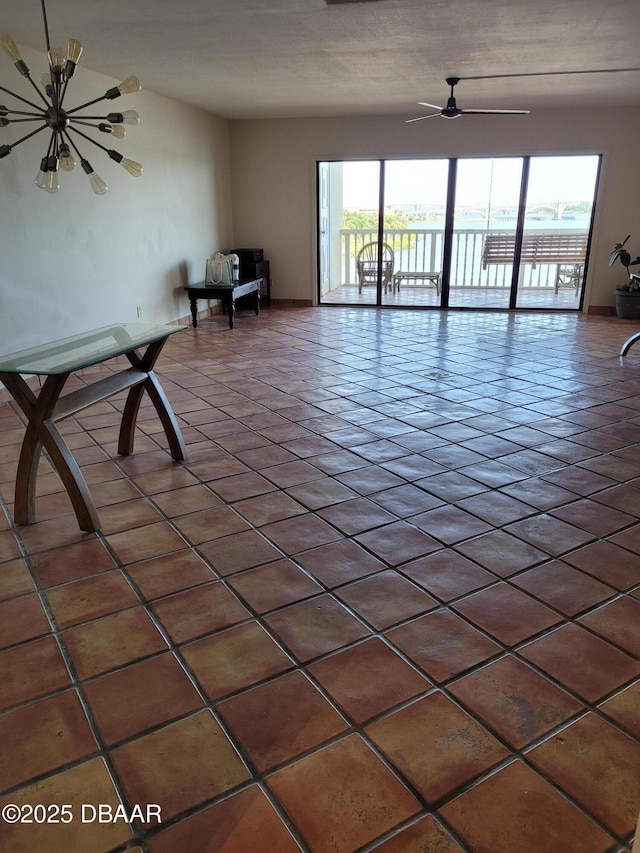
[317,154,601,312]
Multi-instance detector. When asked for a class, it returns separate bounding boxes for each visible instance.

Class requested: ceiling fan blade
[406,113,441,123]
[460,108,530,115]
[409,78,531,124]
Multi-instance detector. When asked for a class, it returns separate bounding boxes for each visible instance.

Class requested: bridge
[395,201,584,221]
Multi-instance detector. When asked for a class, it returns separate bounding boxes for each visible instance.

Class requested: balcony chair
[356,241,395,294]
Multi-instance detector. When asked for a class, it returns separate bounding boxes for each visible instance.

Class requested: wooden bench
[482,232,588,293]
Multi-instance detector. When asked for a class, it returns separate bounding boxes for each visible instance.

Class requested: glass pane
[318,161,381,305]
[381,160,448,307]
[0,324,182,375]
[449,158,523,308]
[516,155,599,309]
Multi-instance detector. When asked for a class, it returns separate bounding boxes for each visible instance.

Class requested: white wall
[229,108,640,309]
[0,46,233,353]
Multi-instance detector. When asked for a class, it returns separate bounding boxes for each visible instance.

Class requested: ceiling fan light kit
[408,76,530,122]
[0,0,142,194]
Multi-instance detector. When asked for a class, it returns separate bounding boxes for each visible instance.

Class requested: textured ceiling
[2,0,640,119]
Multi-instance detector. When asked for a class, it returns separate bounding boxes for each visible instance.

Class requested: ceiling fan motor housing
[443,97,461,118]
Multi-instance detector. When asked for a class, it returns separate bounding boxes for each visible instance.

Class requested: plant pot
[614,289,640,320]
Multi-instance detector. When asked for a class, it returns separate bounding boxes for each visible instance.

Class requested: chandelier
[0,0,142,194]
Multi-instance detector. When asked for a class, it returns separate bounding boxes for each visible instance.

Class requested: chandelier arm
[58,78,70,110]
[66,124,111,155]
[69,115,114,121]
[65,96,108,116]
[50,79,62,115]
[68,119,105,128]
[62,129,85,161]
[40,0,52,55]
[4,109,44,117]
[5,117,47,123]
[3,123,48,152]
[0,86,43,112]
[44,129,56,160]
[25,76,50,109]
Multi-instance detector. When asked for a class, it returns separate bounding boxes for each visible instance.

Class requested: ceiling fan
[407,76,530,122]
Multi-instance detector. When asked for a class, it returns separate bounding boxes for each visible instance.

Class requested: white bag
[206,255,234,286]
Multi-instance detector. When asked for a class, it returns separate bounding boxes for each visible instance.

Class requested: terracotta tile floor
[0,306,639,853]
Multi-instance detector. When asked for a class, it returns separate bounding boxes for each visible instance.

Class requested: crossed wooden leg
[1,336,186,533]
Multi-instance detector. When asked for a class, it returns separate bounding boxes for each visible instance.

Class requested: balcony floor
[322,284,581,309]
[0,306,638,853]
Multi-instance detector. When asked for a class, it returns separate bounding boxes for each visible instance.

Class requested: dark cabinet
[231,249,271,305]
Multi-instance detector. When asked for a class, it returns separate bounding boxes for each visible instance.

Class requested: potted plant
[610,235,640,319]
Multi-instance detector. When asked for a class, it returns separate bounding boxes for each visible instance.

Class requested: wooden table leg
[189,295,198,328]
[2,373,101,532]
[120,337,187,459]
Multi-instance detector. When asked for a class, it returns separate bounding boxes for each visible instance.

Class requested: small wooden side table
[185,278,262,329]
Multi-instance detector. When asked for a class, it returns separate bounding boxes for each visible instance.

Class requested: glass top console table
[0,324,187,532]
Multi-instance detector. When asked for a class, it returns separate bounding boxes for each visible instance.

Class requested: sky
[340,156,600,209]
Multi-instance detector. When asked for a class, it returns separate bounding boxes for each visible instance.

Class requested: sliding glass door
[449,158,523,309]
[318,154,600,311]
[318,160,381,305]
[380,160,448,307]
[515,155,600,309]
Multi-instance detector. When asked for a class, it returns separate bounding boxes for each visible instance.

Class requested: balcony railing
[339,228,586,289]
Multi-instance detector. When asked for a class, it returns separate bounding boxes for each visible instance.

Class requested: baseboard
[271,298,312,307]
[587,305,616,316]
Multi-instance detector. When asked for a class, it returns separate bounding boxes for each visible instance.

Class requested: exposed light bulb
[48,47,66,72]
[35,157,48,188]
[117,76,141,95]
[0,34,29,76]
[89,171,108,195]
[59,146,75,171]
[65,38,83,78]
[0,35,21,63]
[120,158,143,177]
[44,170,59,193]
[67,38,83,64]
[40,73,54,97]
[106,110,140,125]
[81,159,108,194]
[106,148,142,177]
[98,122,128,139]
[121,110,140,125]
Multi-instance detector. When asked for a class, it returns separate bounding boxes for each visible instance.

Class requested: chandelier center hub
[44,105,70,133]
